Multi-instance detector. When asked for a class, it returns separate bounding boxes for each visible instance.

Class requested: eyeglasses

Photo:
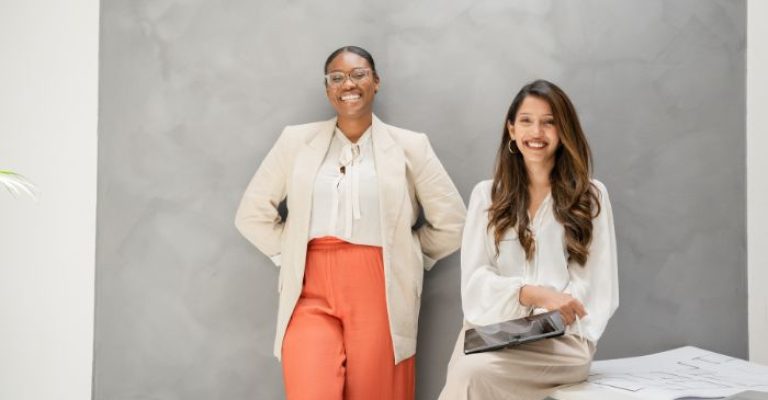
[324,68,373,87]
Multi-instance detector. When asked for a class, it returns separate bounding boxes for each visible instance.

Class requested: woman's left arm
[412,134,467,270]
[563,181,620,339]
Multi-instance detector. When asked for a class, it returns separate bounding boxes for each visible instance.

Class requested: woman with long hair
[235,46,466,400]
[439,79,618,400]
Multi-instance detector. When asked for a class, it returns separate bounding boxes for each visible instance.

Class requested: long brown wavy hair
[488,80,601,266]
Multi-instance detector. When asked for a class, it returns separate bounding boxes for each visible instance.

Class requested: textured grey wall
[94,1,746,399]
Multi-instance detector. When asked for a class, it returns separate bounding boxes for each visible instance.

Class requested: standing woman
[439,80,618,400]
[235,46,466,400]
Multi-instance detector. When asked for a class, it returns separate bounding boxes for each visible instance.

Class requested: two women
[235,46,466,400]
[236,45,618,400]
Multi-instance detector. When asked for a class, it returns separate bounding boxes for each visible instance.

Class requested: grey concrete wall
[94,0,746,399]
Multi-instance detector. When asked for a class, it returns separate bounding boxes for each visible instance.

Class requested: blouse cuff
[531,307,549,316]
[563,280,586,303]
[519,278,536,316]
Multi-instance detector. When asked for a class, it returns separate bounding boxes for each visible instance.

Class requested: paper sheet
[558,346,768,400]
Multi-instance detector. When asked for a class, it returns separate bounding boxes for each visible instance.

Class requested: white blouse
[461,179,619,343]
[308,126,382,246]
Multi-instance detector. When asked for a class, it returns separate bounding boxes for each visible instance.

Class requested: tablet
[463,310,566,355]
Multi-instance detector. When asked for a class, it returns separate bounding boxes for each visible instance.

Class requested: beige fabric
[439,327,595,400]
[235,115,466,363]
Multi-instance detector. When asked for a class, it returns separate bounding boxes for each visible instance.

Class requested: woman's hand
[519,285,587,326]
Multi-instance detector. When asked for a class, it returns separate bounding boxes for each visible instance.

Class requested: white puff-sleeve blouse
[461,179,619,343]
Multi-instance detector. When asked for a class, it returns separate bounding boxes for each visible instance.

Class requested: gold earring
[508,140,517,154]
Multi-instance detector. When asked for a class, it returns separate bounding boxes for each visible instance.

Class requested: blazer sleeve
[412,134,467,270]
[234,127,292,267]
[562,180,619,340]
[461,181,531,326]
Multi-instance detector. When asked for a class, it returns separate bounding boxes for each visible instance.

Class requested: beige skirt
[438,326,595,400]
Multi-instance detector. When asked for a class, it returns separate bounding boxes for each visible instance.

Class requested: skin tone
[324,52,380,143]
[508,95,587,326]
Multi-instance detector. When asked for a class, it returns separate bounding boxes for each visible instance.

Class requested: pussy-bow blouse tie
[328,141,364,238]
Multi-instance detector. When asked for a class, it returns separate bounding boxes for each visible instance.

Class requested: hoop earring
[507,140,517,154]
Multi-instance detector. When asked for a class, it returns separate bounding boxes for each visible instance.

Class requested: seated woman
[439,79,619,400]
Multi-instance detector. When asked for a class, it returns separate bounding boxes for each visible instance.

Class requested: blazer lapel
[372,115,406,247]
[291,117,336,208]
[288,117,335,280]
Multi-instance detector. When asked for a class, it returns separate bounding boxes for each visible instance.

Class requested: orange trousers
[281,237,415,400]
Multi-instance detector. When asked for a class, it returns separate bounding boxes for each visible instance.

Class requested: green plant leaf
[0,170,40,201]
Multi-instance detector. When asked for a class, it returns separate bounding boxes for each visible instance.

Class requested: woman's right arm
[234,127,293,267]
[461,181,531,326]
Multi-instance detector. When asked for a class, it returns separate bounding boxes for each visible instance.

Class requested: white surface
[552,347,768,400]
[0,1,99,399]
[552,385,642,400]
[748,0,768,366]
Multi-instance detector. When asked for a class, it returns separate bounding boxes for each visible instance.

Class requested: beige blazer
[235,115,466,363]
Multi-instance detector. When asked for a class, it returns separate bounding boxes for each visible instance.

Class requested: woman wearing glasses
[235,46,466,400]
[438,80,618,400]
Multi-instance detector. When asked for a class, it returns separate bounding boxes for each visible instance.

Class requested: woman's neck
[525,161,553,193]
[337,114,373,143]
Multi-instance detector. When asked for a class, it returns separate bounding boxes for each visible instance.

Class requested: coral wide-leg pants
[281,237,415,400]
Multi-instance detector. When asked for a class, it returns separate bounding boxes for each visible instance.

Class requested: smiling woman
[234,46,467,400]
[322,46,381,141]
[438,80,619,400]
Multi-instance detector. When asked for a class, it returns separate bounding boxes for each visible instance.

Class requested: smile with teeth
[524,140,548,149]
[340,93,361,102]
